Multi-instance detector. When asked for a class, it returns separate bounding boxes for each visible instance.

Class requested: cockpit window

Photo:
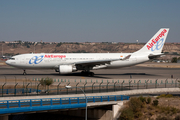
[9,58,15,60]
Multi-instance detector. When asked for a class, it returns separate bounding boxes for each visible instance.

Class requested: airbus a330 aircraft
[6,28,169,76]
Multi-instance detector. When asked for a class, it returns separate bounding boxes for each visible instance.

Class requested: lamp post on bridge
[66,86,87,120]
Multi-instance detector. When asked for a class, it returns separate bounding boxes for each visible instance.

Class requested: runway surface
[0,65,180,80]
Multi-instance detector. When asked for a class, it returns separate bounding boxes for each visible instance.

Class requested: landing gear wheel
[81,71,94,76]
[81,71,85,75]
[23,70,27,75]
[88,72,94,77]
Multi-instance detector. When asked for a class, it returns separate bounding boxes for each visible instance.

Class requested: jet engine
[59,65,77,74]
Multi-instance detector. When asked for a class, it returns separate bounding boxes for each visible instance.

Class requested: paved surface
[0,63,180,81]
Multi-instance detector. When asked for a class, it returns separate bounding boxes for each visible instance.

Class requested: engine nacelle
[59,65,76,74]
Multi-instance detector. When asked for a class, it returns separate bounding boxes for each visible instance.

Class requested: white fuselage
[5,53,149,70]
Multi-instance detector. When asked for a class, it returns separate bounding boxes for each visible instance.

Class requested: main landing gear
[23,70,27,75]
[81,71,94,77]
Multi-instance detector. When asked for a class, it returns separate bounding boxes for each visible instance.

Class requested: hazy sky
[1,0,180,43]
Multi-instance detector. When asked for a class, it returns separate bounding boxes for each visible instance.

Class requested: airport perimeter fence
[0,78,179,97]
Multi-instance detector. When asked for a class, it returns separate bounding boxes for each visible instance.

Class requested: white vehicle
[6,28,169,76]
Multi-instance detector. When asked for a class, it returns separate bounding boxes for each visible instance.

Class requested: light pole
[66,86,87,120]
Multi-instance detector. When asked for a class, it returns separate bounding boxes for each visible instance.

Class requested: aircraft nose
[5,60,10,65]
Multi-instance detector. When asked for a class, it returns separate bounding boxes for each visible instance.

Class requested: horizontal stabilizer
[148,53,164,59]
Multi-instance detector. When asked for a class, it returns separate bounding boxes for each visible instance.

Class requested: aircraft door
[20,57,25,64]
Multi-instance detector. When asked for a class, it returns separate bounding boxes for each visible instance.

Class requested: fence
[0,78,179,96]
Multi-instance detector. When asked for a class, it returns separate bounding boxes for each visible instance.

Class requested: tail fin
[135,28,169,54]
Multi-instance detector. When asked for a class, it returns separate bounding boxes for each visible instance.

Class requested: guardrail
[0,95,129,114]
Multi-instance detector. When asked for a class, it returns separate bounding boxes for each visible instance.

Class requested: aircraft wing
[74,54,131,67]
[74,58,120,66]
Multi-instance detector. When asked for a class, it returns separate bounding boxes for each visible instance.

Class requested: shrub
[165,94,173,98]
[175,115,180,120]
[171,107,178,114]
[159,94,166,97]
[129,97,143,113]
[134,111,143,118]
[158,106,178,115]
[119,108,134,120]
[149,111,154,116]
[139,96,146,103]
[156,115,173,120]
[147,97,152,104]
[148,105,154,110]
[159,94,173,98]
[171,57,177,63]
[153,99,159,106]
[39,77,53,86]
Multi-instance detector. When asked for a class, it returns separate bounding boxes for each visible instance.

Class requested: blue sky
[0,0,180,43]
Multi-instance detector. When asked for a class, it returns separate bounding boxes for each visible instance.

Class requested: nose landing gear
[23,70,27,75]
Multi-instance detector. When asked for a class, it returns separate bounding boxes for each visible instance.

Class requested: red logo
[44,55,66,58]
[147,29,167,50]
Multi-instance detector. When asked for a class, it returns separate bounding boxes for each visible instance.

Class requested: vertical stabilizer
[135,28,169,54]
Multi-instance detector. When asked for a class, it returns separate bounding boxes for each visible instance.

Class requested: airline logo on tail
[151,38,164,51]
[147,29,167,51]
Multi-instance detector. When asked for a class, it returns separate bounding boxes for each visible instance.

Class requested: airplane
[6,28,169,76]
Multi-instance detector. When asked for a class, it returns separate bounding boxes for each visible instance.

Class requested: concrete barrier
[0,88,179,101]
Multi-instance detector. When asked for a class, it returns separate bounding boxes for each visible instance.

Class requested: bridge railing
[0,95,129,114]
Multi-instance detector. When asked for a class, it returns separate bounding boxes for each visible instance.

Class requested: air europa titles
[147,29,167,50]
[44,55,66,58]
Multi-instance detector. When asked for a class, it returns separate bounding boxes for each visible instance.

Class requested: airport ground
[0,62,180,80]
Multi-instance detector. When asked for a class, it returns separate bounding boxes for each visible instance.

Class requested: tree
[56,43,62,47]
[39,77,53,93]
[171,57,177,63]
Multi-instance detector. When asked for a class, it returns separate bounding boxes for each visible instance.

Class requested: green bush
[159,94,173,98]
[175,115,180,120]
[148,105,154,110]
[149,111,154,116]
[171,107,178,114]
[156,115,173,120]
[159,106,178,115]
[134,111,143,118]
[159,94,166,97]
[129,97,143,113]
[40,77,53,86]
[147,97,151,104]
[171,57,177,63]
[139,96,146,103]
[165,94,173,98]
[119,108,134,120]
[153,99,159,106]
